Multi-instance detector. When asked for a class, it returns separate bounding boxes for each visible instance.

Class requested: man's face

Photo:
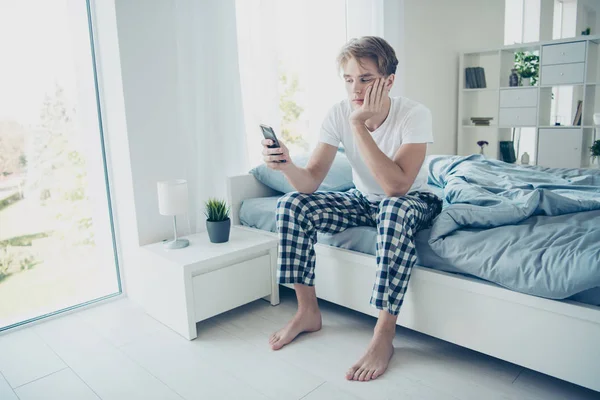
[343,57,393,109]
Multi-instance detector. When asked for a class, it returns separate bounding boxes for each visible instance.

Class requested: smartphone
[260,124,286,163]
[260,124,280,148]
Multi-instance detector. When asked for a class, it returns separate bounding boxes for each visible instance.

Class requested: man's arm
[262,140,338,194]
[352,124,426,197]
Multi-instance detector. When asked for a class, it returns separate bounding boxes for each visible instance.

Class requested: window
[0,0,120,330]
[504,0,542,45]
[236,0,384,167]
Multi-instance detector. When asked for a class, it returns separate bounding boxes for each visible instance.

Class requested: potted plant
[590,140,600,168]
[204,198,231,243]
[514,51,539,86]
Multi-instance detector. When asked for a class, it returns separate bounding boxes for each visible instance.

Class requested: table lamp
[157,179,190,249]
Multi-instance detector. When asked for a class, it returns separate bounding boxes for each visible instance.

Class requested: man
[261,36,442,382]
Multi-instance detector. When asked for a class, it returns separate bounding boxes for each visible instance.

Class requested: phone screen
[260,124,280,148]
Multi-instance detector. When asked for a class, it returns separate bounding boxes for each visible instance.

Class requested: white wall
[402,0,505,155]
[113,0,188,246]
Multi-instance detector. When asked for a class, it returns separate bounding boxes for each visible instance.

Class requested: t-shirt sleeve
[402,105,434,144]
[318,105,341,147]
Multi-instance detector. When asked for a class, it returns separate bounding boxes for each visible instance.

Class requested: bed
[227,154,600,392]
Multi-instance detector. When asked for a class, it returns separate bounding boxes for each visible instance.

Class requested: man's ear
[386,74,395,91]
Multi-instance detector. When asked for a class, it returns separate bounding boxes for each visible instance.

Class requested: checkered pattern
[276,189,442,315]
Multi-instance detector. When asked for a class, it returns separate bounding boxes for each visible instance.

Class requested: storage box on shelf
[458,35,600,168]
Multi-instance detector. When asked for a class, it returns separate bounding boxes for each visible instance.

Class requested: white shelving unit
[458,35,600,168]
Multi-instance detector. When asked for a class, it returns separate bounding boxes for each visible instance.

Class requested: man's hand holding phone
[262,139,291,170]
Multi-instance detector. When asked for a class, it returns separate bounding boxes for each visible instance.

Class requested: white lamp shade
[157,179,189,216]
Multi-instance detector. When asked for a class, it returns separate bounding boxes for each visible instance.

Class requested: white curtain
[174,0,249,232]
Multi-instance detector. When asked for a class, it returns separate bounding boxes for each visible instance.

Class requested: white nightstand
[130,226,279,340]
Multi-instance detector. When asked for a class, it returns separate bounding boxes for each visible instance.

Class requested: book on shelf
[499,141,516,163]
[573,100,583,126]
[464,67,487,89]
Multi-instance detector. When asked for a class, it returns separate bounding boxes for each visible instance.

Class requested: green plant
[591,140,600,158]
[204,198,230,222]
[0,246,13,281]
[514,51,540,85]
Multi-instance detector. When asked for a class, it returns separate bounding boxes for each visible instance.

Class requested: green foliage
[514,51,539,85]
[279,70,309,151]
[0,192,21,212]
[24,83,88,205]
[0,245,40,282]
[22,83,95,247]
[0,120,27,176]
[591,140,600,157]
[0,232,49,247]
[204,198,230,222]
[0,247,11,281]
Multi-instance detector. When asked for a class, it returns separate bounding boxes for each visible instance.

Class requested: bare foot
[345,328,395,382]
[269,309,322,350]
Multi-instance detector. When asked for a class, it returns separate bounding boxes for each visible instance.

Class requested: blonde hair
[336,36,398,76]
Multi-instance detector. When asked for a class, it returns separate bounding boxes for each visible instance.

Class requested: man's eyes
[345,79,373,83]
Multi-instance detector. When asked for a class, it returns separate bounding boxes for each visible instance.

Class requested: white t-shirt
[319,96,433,202]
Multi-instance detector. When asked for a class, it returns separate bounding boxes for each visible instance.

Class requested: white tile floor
[1,288,599,400]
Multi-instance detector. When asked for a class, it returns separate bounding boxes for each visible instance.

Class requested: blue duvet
[427,155,600,299]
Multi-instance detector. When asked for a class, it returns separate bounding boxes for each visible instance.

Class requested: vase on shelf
[521,77,531,86]
[521,152,530,165]
[509,69,519,87]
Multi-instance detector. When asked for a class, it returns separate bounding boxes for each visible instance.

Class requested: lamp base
[163,238,190,250]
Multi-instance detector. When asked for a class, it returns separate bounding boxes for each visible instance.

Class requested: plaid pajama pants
[276,189,442,316]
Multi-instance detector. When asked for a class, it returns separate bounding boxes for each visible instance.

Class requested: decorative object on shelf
[477,140,489,155]
[521,151,530,165]
[514,51,539,86]
[465,67,487,88]
[204,198,231,243]
[499,141,517,163]
[471,117,493,126]
[554,115,563,126]
[157,179,190,249]
[509,69,519,87]
[582,27,591,36]
[573,100,583,126]
[594,113,600,126]
[590,140,600,169]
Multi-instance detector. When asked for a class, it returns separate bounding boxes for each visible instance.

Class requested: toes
[271,339,284,351]
[358,368,369,381]
[371,369,381,380]
[345,366,359,380]
[353,367,364,381]
[365,369,375,381]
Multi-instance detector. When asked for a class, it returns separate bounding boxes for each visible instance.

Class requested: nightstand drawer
[541,63,585,85]
[500,88,538,108]
[542,41,586,65]
[193,254,272,322]
[499,107,537,126]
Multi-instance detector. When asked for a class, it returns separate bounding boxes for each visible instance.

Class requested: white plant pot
[593,113,600,126]
[522,77,531,86]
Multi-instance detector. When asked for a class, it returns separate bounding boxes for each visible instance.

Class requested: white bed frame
[227,174,600,392]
